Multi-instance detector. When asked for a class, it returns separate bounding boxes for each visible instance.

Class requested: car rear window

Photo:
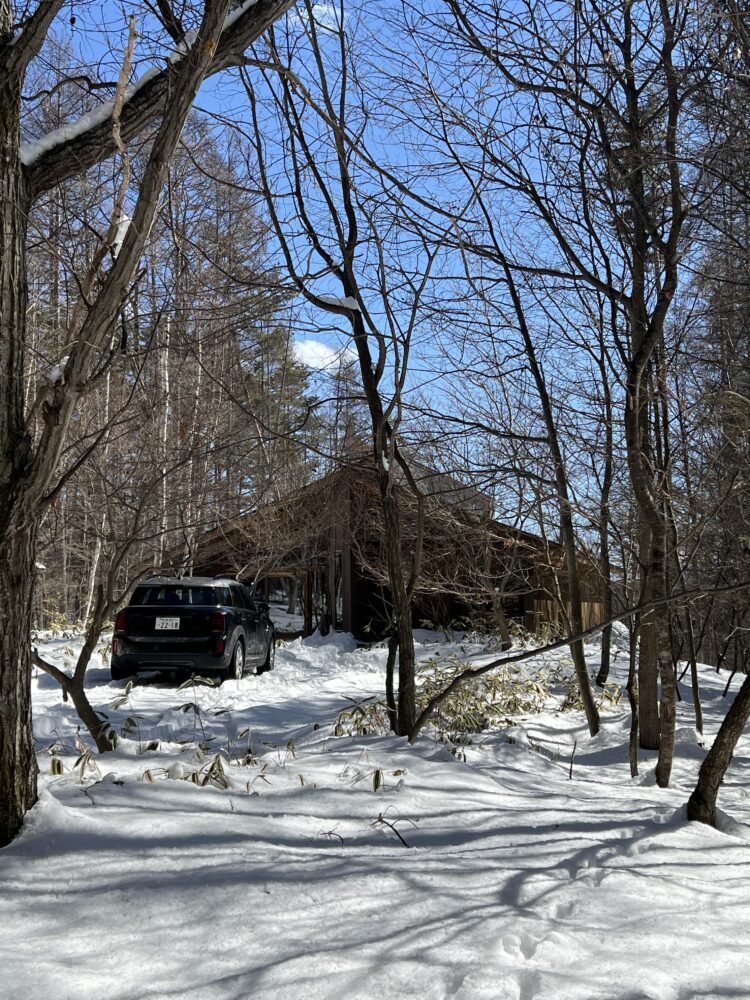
[131,585,220,607]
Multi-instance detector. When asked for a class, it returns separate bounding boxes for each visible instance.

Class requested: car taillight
[210,611,226,636]
[115,610,126,632]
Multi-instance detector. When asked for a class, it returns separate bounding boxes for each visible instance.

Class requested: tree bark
[687,673,750,827]
[594,343,614,687]
[0,526,38,845]
[627,619,639,777]
[686,616,704,736]
[654,600,677,787]
[637,524,660,749]
[385,633,399,734]
[378,468,417,736]
[0,40,38,846]
[491,593,512,652]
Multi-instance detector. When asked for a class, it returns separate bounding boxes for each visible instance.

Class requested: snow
[45,354,69,383]
[3,628,750,999]
[168,29,198,64]
[267,599,304,634]
[20,69,161,166]
[317,293,361,311]
[19,0,261,167]
[111,213,131,257]
[223,0,261,32]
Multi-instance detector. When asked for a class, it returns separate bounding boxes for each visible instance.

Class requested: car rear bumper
[111,647,230,677]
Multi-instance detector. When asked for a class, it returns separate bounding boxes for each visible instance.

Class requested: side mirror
[258,600,270,615]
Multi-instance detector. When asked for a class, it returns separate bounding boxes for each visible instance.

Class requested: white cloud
[313,3,343,28]
[294,338,356,371]
[288,2,343,31]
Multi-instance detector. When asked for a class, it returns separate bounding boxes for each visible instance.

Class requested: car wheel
[257,634,275,675]
[111,662,133,682]
[226,640,245,682]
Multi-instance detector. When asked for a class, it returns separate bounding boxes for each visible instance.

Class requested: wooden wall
[526,597,605,636]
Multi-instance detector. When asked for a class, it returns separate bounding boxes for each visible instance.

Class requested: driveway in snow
[2,631,750,999]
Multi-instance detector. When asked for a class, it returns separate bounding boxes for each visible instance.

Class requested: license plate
[155,617,180,630]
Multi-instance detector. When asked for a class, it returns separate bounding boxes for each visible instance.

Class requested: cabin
[171,458,604,640]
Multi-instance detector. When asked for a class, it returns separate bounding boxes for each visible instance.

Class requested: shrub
[416,655,549,743]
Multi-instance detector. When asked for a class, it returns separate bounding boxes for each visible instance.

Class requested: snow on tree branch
[23,0,295,200]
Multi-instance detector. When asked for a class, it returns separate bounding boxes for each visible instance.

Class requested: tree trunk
[638,523,661,750]
[346,302,419,738]
[0,53,38,846]
[285,577,299,615]
[0,526,38,846]
[639,502,676,784]
[397,611,416,736]
[385,633,398,734]
[501,259,599,736]
[596,620,613,687]
[595,328,614,687]
[157,314,171,568]
[639,512,676,783]
[379,477,416,736]
[33,627,114,754]
[70,587,116,752]
[627,619,639,777]
[654,602,676,787]
[68,684,113,754]
[560,507,600,737]
[687,616,704,736]
[491,593,512,652]
[83,529,103,622]
[687,673,750,827]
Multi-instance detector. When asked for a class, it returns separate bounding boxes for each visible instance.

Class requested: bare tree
[391,0,727,784]
[238,0,470,735]
[0,0,295,846]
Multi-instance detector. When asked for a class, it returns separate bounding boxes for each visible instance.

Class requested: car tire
[111,662,134,682]
[225,639,245,682]
[257,634,275,675]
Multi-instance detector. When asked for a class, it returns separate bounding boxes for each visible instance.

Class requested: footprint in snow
[501,931,540,960]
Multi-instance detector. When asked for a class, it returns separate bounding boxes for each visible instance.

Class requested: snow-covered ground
[3,630,750,999]
[267,600,304,634]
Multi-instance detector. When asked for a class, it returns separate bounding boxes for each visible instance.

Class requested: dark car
[111,577,275,683]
